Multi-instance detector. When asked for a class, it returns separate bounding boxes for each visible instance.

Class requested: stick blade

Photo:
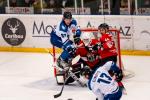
[54,93,61,98]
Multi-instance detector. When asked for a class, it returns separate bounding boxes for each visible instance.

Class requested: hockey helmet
[98,23,109,30]
[63,11,72,19]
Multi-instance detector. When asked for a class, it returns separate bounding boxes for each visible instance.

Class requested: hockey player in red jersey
[74,32,101,70]
[97,23,118,65]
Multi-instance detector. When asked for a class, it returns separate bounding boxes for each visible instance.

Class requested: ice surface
[0,52,150,100]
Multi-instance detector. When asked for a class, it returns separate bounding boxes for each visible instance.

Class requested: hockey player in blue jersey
[82,61,123,100]
[50,11,81,85]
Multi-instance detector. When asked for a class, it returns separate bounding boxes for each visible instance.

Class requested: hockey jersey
[98,33,118,59]
[88,61,119,99]
[55,19,77,43]
[75,39,100,69]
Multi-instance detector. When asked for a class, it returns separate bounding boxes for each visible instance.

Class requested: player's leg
[56,56,69,85]
[50,30,63,48]
[50,31,66,85]
[104,87,122,100]
[56,51,69,85]
[56,51,81,85]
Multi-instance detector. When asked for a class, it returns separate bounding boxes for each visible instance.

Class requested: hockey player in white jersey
[50,11,81,84]
[87,61,123,100]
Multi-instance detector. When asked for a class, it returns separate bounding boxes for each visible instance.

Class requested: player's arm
[104,61,123,82]
[91,39,102,51]
[110,63,123,82]
[70,19,81,44]
[100,34,115,50]
[70,19,81,36]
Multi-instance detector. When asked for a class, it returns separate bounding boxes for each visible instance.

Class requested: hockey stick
[68,70,86,87]
[54,65,71,98]
[54,63,87,98]
[54,66,86,98]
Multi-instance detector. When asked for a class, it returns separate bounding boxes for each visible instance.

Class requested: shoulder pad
[59,21,68,32]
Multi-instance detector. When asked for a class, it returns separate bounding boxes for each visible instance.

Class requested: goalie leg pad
[56,71,80,85]
[56,71,66,85]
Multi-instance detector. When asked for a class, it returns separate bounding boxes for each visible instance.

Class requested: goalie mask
[81,32,93,46]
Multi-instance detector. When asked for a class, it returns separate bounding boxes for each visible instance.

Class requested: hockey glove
[92,43,102,51]
[81,65,92,78]
[75,29,81,37]
[115,69,123,82]
[85,46,93,52]
[63,40,76,58]
[73,35,81,44]
[67,46,76,58]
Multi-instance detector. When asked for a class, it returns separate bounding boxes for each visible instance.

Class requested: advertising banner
[0,14,150,50]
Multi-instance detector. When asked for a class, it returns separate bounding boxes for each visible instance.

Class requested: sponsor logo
[2,18,26,46]
[141,30,150,36]
[32,21,55,37]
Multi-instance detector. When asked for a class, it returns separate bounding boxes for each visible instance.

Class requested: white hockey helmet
[81,32,93,46]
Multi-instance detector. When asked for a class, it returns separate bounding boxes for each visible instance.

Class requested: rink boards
[0,14,150,55]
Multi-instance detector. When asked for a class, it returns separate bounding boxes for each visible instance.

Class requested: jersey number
[61,34,67,38]
[97,73,112,84]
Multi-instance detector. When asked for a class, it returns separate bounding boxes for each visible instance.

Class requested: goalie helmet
[81,32,93,46]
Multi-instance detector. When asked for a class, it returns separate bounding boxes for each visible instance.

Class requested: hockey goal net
[51,28,124,77]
